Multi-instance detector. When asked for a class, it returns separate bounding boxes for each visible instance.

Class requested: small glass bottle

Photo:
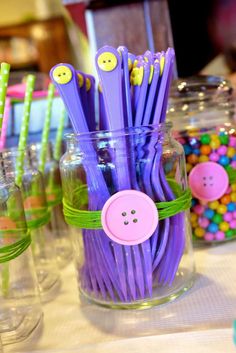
[0,148,60,301]
[167,75,236,244]
[60,123,195,309]
[28,142,73,268]
[0,175,42,344]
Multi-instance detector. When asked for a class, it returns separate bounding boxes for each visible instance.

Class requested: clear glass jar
[28,143,73,268]
[0,176,42,344]
[60,123,195,309]
[0,148,60,301]
[167,75,236,244]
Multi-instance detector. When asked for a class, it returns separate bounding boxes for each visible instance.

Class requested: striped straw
[15,74,36,186]
[53,105,66,161]
[0,97,11,150]
[0,63,10,132]
[39,83,55,173]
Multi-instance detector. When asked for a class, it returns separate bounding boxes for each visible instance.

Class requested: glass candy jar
[0,176,42,344]
[28,143,72,268]
[0,149,60,301]
[60,124,195,309]
[167,75,236,244]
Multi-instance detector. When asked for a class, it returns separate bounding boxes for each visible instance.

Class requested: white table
[5,241,236,353]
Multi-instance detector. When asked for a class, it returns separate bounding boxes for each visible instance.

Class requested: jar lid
[167,75,234,130]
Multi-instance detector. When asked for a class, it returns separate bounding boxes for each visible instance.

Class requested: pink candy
[217,145,227,155]
[229,136,236,147]
[224,212,233,222]
[231,161,236,169]
[193,204,205,215]
[204,232,214,241]
[198,217,210,228]
[230,220,236,229]
[215,231,225,241]
[233,211,236,219]
[209,152,219,162]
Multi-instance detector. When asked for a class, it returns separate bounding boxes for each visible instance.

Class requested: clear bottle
[0,148,60,301]
[60,123,195,309]
[28,142,73,269]
[167,75,236,244]
[0,174,42,344]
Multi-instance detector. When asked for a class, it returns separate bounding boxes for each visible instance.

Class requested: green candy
[200,134,211,145]
[226,229,234,238]
[219,134,229,145]
[212,214,223,224]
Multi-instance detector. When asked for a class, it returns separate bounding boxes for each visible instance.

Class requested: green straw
[15,74,36,186]
[0,62,10,132]
[39,83,55,174]
[53,105,66,161]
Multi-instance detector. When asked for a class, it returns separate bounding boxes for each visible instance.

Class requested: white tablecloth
[5,241,236,353]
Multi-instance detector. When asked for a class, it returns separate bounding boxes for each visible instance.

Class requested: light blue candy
[219,155,230,166]
[207,223,218,233]
[204,208,215,219]
[227,202,236,212]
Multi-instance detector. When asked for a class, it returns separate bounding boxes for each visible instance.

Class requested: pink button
[101,190,159,245]
[189,161,229,202]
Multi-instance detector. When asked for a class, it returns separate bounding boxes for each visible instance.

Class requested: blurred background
[1,0,236,144]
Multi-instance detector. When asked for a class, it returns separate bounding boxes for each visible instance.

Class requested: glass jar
[0,148,60,301]
[28,143,73,268]
[167,75,236,244]
[60,123,195,309]
[0,176,42,344]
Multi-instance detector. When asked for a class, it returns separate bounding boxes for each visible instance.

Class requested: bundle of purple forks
[50,46,191,306]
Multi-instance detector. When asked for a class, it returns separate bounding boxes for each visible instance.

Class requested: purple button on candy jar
[168,75,236,244]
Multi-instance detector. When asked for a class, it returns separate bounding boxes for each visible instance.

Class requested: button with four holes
[189,161,229,202]
[101,190,159,245]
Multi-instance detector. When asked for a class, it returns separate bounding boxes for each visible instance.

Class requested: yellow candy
[190,213,198,222]
[195,227,205,237]
[208,200,220,210]
[211,134,219,141]
[231,184,236,192]
[231,192,236,202]
[186,163,193,173]
[227,147,235,158]
[199,155,209,163]
[217,204,227,214]
[219,221,229,232]
[191,221,198,228]
[210,140,220,149]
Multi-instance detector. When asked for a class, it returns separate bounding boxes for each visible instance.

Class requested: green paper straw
[53,105,66,161]
[15,74,36,186]
[39,83,55,174]
[0,62,10,132]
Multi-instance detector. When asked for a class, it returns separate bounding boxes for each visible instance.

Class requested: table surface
[5,241,236,353]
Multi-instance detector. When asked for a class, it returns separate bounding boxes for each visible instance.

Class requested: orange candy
[220,194,231,205]
[187,154,199,165]
[0,216,16,230]
[24,196,44,209]
[200,145,212,155]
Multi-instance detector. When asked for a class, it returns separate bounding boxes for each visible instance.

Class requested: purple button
[189,161,229,202]
[101,190,159,245]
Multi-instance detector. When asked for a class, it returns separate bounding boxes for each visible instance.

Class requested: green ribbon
[0,230,31,263]
[46,188,62,207]
[26,210,51,230]
[62,180,192,230]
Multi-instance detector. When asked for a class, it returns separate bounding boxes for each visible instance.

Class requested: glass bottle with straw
[7,75,60,301]
[0,63,42,343]
[29,85,72,269]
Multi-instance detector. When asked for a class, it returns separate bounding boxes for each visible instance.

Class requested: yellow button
[130,66,144,86]
[86,78,91,91]
[52,65,72,84]
[77,73,84,87]
[97,52,117,72]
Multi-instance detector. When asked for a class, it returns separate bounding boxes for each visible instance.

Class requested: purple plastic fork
[50,63,129,301]
[96,46,153,299]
